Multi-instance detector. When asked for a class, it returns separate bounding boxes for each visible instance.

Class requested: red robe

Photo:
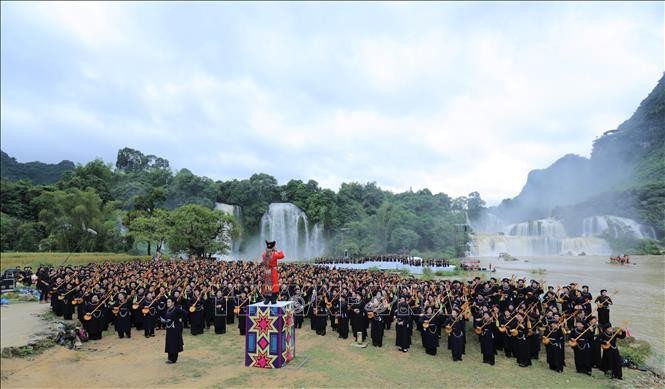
[262,249,285,293]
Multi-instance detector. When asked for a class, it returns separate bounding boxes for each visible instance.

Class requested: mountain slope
[494,73,665,236]
[0,150,75,184]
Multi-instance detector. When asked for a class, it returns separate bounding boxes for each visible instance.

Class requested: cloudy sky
[1,2,663,204]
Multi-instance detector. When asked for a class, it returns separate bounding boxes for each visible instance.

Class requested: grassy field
[2,312,661,388]
[0,252,151,271]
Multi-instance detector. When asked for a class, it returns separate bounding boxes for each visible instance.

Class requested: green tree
[166,204,238,257]
[57,159,114,202]
[116,147,148,173]
[127,208,171,255]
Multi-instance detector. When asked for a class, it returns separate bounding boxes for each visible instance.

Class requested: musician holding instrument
[419,306,440,356]
[478,311,496,365]
[544,313,565,373]
[113,292,132,339]
[569,321,593,375]
[599,322,626,380]
[189,288,206,336]
[83,294,104,340]
[595,289,612,325]
[141,292,157,338]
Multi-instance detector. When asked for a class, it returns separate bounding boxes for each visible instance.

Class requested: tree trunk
[147,241,151,256]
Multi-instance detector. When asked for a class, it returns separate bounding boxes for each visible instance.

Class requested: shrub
[618,336,652,367]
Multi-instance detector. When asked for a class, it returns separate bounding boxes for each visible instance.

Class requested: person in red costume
[262,240,285,304]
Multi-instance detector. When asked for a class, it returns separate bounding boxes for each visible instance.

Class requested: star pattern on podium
[250,310,277,336]
[251,350,276,368]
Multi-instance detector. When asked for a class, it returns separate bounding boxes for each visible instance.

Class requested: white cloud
[1,2,662,205]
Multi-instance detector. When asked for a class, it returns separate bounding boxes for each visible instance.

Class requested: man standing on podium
[262,240,285,305]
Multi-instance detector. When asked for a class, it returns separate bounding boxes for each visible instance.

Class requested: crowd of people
[608,255,631,265]
[313,254,451,268]
[13,257,627,380]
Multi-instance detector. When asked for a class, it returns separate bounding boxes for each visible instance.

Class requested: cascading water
[582,215,656,240]
[214,202,242,255]
[260,203,325,259]
[469,217,613,257]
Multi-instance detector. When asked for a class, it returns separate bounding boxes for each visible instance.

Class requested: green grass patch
[1,252,151,271]
[618,336,652,367]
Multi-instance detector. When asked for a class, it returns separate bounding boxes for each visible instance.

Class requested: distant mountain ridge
[1,150,75,184]
[494,73,665,237]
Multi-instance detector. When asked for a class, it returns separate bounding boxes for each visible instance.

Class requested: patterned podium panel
[245,301,296,368]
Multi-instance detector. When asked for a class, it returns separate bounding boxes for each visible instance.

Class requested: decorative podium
[245,301,296,368]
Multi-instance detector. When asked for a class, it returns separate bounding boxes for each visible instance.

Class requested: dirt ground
[2,310,661,389]
[0,303,51,348]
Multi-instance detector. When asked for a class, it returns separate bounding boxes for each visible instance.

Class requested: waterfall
[260,203,325,260]
[506,218,567,239]
[469,234,611,257]
[582,215,656,240]
[214,202,242,255]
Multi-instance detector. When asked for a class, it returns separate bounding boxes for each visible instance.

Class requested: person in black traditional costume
[189,288,205,336]
[599,323,626,380]
[420,306,440,356]
[570,321,592,375]
[595,290,612,325]
[478,312,495,365]
[161,297,186,364]
[213,289,227,334]
[114,292,132,339]
[336,296,350,339]
[84,294,103,340]
[545,315,565,373]
[394,300,412,352]
[446,309,465,361]
[370,308,385,347]
[142,292,157,338]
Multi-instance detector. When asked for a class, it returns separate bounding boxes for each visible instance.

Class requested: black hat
[600,289,607,293]
[265,240,276,249]
[601,322,612,330]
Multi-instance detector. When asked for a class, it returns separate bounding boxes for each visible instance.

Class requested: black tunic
[570,327,592,374]
[114,300,132,335]
[395,309,412,350]
[83,302,103,340]
[600,330,625,379]
[513,324,531,367]
[350,305,366,341]
[370,314,385,347]
[447,317,465,361]
[337,303,349,339]
[163,307,186,354]
[420,316,440,355]
[189,297,205,336]
[479,324,495,364]
[213,297,227,334]
[546,329,565,372]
